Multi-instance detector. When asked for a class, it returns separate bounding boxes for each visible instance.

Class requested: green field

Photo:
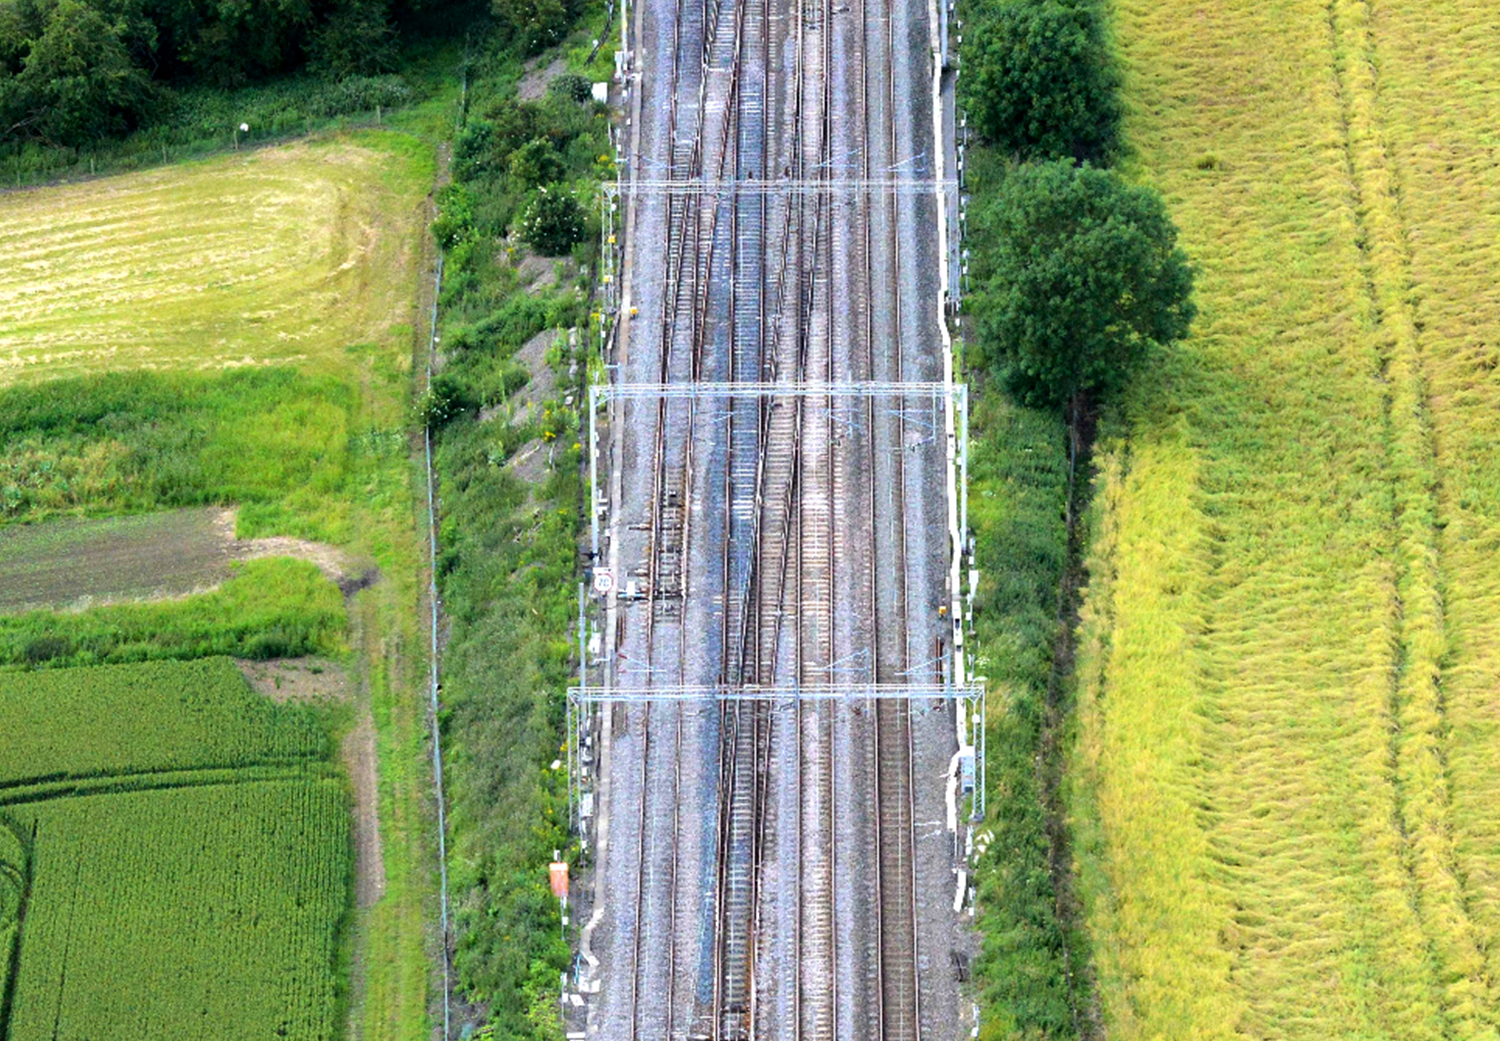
[0,659,347,1041]
[1072,0,1500,1037]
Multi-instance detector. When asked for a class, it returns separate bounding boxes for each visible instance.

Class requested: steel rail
[597,380,962,400]
[605,177,958,195]
[626,0,695,1030]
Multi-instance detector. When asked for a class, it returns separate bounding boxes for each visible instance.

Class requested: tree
[517,187,584,256]
[492,0,573,54]
[309,0,398,75]
[961,0,1120,163]
[0,4,29,75]
[971,160,1194,410]
[6,0,151,144]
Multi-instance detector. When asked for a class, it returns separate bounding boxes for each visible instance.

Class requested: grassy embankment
[1071,0,1500,1036]
[0,132,440,1038]
[422,19,612,1038]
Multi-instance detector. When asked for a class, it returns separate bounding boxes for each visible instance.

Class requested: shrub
[419,374,481,429]
[492,0,576,54]
[547,74,592,104]
[516,187,585,255]
[433,183,477,248]
[508,137,565,187]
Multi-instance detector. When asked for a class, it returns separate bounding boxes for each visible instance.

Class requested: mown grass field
[0,135,423,385]
[0,131,439,1038]
[1072,0,1500,1037]
[0,659,347,1041]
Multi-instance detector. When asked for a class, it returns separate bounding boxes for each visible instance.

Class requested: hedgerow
[428,28,603,1040]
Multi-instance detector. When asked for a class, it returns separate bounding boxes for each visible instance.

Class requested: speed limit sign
[592,568,616,596]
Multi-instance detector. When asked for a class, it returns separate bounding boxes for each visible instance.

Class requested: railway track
[591,0,959,1027]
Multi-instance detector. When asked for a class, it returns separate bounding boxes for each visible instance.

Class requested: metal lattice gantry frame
[586,380,969,566]
[566,682,987,828]
[572,380,985,832]
[604,178,960,197]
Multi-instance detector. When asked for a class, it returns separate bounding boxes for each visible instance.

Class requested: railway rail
[582,0,969,1028]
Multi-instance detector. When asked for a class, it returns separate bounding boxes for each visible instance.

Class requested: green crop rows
[0,658,348,1041]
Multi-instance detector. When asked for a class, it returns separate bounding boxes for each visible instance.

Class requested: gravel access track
[588,0,966,1032]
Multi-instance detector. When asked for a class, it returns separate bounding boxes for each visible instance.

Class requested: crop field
[0,658,347,1041]
[1072,0,1500,1038]
[0,129,436,1038]
[0,134,426,386]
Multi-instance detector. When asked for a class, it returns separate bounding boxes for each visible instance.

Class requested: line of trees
[0,0,581,148]
[961,0,1194,414]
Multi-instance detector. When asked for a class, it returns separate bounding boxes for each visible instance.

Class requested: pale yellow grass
[1366,0,1500,1025]
[0,137,423,385]
[1068,0,1500,1036]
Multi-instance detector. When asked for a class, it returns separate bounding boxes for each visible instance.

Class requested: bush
[308,1,399,77]
[418,374,481,429]
[492,0,577,54]
[547,74,592,104]
[961,0,1120,163]
[3,0,152,146]
[433,183,477,248]
[516,187,585,255]
[508,137,565,187]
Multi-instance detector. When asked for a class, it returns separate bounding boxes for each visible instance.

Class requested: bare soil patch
[234,656,351,702]
[506,438,553,485]
[518,56,568,100]
[343,711,386,907]
[0,506,374,613]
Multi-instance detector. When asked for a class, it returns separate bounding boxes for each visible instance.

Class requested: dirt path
[212,508,374,591]
[343,711,387,908]
[235,655,387,910]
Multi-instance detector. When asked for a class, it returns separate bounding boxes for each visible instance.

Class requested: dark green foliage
[517,186,584,255]
[0,5,27,75]
[418,373,481,429]
[966,394,1082,1039]
[961,0,1120,163]
[0,0,452,149]
[547,73,591,103]
[968,160,1194,408]
[453,118,502,180]
[309,0,400,76]
[491,0,578,54]
[508,136,564,187]
[433,182,477,247]
[2,0,151,145]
